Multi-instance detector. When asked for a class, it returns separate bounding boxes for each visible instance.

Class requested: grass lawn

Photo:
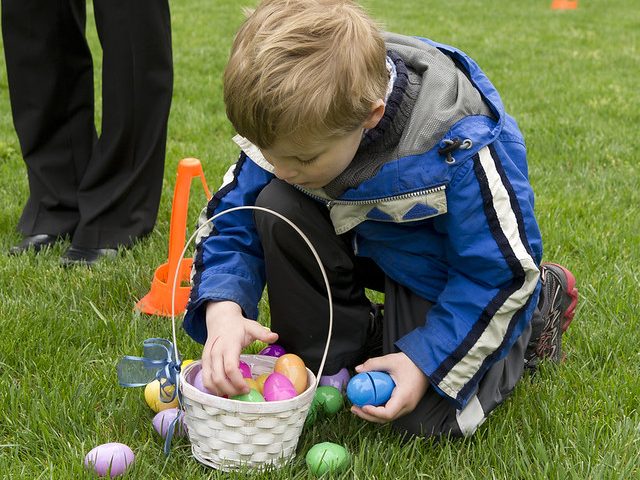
[1,0,639,478]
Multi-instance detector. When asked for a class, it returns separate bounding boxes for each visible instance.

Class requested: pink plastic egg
[263,372,298,401]
[152,408,187,438]
[191,370,213,395]
[274,353,308,394]
[84,442,134,478]
[238,360,252,378]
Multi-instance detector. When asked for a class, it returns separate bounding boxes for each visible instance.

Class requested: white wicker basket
[169,206,333,471]
[180,355,316,471]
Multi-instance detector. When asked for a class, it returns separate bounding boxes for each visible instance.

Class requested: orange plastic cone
[551,0,578,10]
[135,158,212,316]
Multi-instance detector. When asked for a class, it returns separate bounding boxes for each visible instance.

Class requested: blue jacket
[183,34,542,410]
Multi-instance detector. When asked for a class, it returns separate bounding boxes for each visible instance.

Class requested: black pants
[254,179,540,439]
[1,0,173,248]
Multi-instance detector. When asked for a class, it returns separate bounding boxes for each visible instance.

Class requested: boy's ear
[362,99,385,130]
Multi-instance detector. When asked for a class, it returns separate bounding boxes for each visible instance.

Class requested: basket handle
[170,206,333,387]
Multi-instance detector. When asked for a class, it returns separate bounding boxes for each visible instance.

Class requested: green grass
[1,0,639,478]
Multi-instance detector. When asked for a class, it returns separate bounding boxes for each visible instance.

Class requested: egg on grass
[144,379,179,412]
[84,443,135,478]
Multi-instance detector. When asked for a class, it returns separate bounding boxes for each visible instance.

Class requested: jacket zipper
[296,184,446,210]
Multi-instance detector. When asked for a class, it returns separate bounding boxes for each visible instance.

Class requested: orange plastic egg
[274,353,308,394]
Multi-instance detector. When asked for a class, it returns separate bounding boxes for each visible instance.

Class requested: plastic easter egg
[180,359,195,369]
[231,388,265,402]
[274,353,308,394]
[84,442,135,478]
[314,386,344,415]
[258,344,286,357]
[244,377,260,391]
[152,408,187,439]
[238,360,252,378]
[144,379,179,413]
[319,367,351,393]
[305,442,350,476]
[255,373,270,394]
[262,372,298,401]
[191,370,213,395]
[346,371,395,407]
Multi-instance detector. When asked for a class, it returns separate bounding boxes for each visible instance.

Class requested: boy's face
[261,128,364,190]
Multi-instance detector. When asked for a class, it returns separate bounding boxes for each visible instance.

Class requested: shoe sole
[542,262,578,332]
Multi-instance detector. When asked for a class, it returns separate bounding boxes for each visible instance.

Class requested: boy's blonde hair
[224,0,388,149]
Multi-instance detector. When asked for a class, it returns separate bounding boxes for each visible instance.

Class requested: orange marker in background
[551,0,578,10]
[136,158,211,317]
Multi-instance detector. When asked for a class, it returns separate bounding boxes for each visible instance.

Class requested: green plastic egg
[231,388,265,402]
[305,442,350,476]
[314,386,344,415]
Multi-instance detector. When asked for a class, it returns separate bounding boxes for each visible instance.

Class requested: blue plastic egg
[346,371,395,407]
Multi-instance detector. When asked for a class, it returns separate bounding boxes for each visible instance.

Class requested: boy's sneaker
[525,263,578,369]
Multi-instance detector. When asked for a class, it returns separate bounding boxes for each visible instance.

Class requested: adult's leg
[254,179,380,374]
[384,277,536,439]
[1,0,95,236]
[72,0,173,248]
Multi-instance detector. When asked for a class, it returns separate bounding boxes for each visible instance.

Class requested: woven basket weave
[180,354,317,471]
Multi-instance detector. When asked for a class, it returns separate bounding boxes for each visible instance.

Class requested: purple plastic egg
[238,360,252,378]
[319,367,351,393]
[192,370,213,395]
[152,408,187,438]
[84,442,135,478]
[258,344,286,357]
[263,372,298,401]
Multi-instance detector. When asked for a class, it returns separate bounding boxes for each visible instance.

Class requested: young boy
[183,0,578,438]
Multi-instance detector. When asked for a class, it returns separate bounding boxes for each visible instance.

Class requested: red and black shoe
[526,263,578,369]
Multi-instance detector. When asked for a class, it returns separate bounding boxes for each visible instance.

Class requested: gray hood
[384,32,494,158]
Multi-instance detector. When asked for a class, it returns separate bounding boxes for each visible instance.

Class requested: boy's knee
[255,179,302,216]
[392,413,465,441]
[255,179,321,234]
[391,393,487,441]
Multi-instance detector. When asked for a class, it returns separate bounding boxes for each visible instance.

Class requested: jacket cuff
[182,291,260,345]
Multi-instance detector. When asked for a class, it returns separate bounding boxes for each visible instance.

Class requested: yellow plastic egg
[181,359,195,369]
[244,378,260,391]
[274,353,308,394]
[144,379,179,413]
[255,373,270,394]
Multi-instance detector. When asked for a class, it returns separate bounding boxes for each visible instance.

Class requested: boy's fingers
[207,352,226,394]
[350,406,387,424]
[372,394,404,419]
[350,390,407,423]
[246,321,279,344]
[223,345,250,394]
[365,403,396,421]
[356,356,386,373]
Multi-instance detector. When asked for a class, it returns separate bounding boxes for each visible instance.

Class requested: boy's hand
[201,301,278,397]
[350,352,429,424]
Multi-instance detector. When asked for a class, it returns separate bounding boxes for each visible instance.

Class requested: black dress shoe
[59,245,118,267]
[9,234,64,255]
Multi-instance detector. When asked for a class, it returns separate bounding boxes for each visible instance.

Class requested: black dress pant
[254,179,539,439]
[1,0,173,248]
